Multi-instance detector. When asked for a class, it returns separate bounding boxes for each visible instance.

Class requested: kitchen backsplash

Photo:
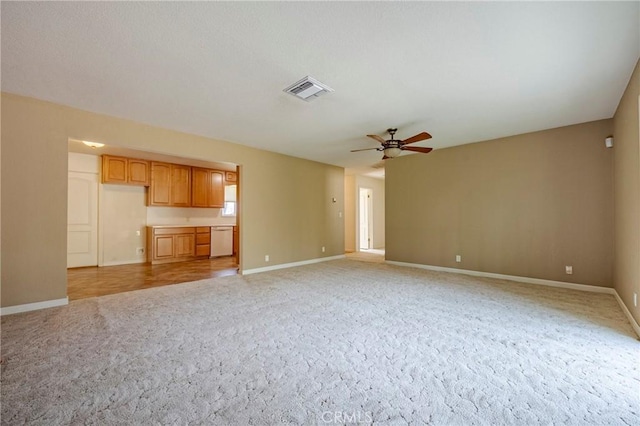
[147,207,236,226]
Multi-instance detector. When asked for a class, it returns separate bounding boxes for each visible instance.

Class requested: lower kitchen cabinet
[195,227,211,257]
[147,227,196,264]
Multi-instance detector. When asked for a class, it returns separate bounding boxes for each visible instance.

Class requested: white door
[359,188,373,250]
[68,171,99,267]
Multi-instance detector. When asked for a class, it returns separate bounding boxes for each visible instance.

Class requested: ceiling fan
[351,128,433,160]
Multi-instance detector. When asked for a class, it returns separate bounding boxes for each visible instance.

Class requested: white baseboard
[613,291,640,338]
[242,255,346,275]
[387,260,640,338]
[0,297,69,316]
[100,259,145,267]
[386,261,615,294]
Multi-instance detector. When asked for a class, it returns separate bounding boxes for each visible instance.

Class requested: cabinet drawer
[196,233,211,245]
[196,227,210,233]
[196,244,210,257]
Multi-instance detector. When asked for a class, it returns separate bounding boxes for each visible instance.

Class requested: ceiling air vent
[283,76,334,102]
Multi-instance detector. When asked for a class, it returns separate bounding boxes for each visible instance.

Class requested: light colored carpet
[345,250,385,264]
[1,260,638,425]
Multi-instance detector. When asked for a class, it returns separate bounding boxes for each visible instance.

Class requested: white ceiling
[2,2,639,177]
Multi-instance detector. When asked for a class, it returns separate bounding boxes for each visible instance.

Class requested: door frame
[358,187,373,251]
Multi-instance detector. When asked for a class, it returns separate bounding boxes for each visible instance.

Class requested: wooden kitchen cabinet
[149,162,172,205]
[102,155,150,186]
[191,168,224,208]
[128,159,150,185]
[225,171,237,183]
[171,164,192,207]
[195,227,211,257]
[210,171,224,207]
[149,162,191,207]
[102,155,127,184]
[147,226,196,264]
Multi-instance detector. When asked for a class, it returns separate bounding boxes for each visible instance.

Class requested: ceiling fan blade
[350,147,380,152]
[401,132,432,145]
[367,134,387,144]
[402,146,433,154]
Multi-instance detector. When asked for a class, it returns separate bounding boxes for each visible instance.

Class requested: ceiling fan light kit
[351,128,433,160]
[383,147,402,158]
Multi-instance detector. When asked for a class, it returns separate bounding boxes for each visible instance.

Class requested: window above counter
[223,184,236,217]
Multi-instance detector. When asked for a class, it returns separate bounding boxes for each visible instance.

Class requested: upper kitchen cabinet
[102,155,150,186]
[225,171,237,183]
[149,162,171,205]
[171,164,192,207]
[128,159,150,186]
[192,168,224,208]
[149,162,191,206]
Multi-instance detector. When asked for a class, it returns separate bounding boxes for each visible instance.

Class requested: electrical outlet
[265,255,269,262]
[565,266,573,275]
[455,255,461,263]
[634,293,637,307]
[322,246,325,253]
[136,247,144,255]
[136,230,141,236]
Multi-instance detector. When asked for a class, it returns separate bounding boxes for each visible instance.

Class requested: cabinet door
[191,168,210,207]
[171,165,191,207]
[174,234,195,257]
[102,155,127,184]
[209,171,225,208]
[225,171,237,183]
[128,159,150,186]
[150,162,171,206]
[154,235,175,260]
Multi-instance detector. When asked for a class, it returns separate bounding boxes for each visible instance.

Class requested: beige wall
[386,119,614,287]
[613,59,640,323]
[1,93,344,307]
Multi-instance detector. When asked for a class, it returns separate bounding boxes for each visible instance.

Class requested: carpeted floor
[1,259,638,425]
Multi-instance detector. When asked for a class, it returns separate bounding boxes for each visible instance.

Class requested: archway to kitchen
[66,139,241,300]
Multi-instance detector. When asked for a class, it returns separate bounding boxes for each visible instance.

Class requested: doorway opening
[66,140,241,299]
[359,187,373,250]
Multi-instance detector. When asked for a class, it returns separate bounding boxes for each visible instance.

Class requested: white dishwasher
[210,226,233,257]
